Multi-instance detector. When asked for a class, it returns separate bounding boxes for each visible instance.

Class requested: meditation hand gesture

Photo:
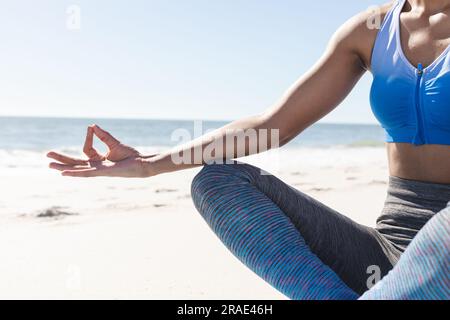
[47,125,155,178]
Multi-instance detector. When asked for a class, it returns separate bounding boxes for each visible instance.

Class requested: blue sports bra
[370,0,450,146]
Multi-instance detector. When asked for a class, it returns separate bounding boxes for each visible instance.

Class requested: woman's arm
[48,12,373,178]
[146,14,370,176]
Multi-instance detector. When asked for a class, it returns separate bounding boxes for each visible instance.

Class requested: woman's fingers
[83,126,105,161]
[59,158,145,178]
[47,152,89,165]
[49,162,90,172]
[62,167,105,178]
[92,125,120,149]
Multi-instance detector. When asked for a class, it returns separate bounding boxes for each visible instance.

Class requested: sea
[0,116,386,173]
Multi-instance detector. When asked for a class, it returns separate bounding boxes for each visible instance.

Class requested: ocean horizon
[0,116,385,151]
[0,116,386,175]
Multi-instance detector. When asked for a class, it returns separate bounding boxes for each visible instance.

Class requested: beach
[4,0,449,302]
[0,145,389,299]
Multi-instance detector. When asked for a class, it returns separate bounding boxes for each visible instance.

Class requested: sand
[0,147,389,299]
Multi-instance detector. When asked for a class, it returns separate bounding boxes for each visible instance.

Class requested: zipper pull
[417,63,424,75]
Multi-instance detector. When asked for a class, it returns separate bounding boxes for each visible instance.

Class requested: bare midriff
[388,143,450,184]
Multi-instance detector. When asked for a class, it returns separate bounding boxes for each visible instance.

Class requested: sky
[0,0,383,124]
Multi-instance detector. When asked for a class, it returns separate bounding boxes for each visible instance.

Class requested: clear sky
[0,0,383,124]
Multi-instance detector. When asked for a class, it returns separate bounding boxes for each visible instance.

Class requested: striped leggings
[191,163,450,300]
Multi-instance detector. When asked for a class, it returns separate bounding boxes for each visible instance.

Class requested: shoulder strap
[370,0,405,73]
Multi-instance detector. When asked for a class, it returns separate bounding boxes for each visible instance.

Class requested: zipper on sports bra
[413,63,426,145]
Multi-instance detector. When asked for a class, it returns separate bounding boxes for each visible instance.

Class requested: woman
[48,0,450,299]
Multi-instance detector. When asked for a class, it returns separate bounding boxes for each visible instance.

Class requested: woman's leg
[360,206,450,300]
[191,162,392,298]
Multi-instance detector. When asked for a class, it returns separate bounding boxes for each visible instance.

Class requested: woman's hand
[47,125,156,178]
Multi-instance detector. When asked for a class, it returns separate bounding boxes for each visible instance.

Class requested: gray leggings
[193,163,450,295]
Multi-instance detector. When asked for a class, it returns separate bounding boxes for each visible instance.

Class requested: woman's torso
[358,0,450,184]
